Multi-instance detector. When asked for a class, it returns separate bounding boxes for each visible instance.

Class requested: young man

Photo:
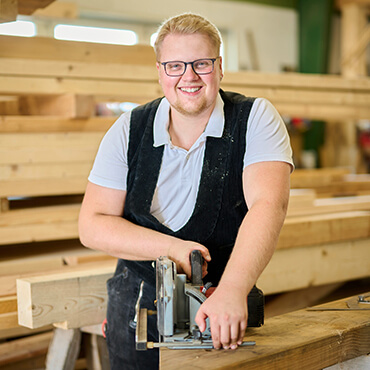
[79,12,293,369]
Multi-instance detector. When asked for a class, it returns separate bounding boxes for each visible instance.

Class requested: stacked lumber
[290,167,370,197]
[1,35,370,367]
[1,35,370,120]
[0,36,155,368]
[257,168,370,295]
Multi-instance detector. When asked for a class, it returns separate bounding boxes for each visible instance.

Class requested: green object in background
[298,0,333,167]
[298,0,333,74]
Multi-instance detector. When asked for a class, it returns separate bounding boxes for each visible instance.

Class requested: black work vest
[119,90,255,285]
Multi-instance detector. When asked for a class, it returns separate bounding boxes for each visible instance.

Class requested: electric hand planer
[136,250,264,350]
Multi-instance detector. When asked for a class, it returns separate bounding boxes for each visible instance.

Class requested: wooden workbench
[160,294,370,370]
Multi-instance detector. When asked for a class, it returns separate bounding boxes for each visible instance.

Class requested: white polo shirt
[89,93,294,231]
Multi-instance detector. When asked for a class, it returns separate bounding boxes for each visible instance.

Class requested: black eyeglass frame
[160,57,220,77]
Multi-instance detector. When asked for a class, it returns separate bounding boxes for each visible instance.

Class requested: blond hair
[154,13,222,60]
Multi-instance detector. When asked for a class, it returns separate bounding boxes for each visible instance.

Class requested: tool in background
[306,293,370,311]
[136,250,264,350]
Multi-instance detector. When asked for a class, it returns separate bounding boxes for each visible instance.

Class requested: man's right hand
[168,242,211,279]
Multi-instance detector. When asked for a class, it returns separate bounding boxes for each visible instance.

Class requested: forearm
[79,211,179,260]
[219,197,288,295]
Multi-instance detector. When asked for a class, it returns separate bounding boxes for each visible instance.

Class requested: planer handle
[190,249,203,286]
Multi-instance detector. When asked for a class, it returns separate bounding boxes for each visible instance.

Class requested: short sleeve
[88,111,131,190]
[244,98,294,171]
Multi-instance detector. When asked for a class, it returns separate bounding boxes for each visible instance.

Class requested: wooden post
[45,328,81,370]
[340,1,368,77]
[338,0,369,170]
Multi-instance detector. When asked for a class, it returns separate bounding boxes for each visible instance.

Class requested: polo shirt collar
[153,93,225,147]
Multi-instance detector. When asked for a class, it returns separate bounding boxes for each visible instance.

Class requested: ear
[156,62,162,84]
[218,56,224,80]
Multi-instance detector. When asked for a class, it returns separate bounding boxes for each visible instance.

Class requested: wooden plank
[160,294,370,369]
[17,260,116,329]
[0,311,19,330]
[0,178,88,198]
[273,101,370,121]
[0,35,156,64]
[0,295,17,314]
[18,94,95,118]
[0,0,17,23]
[0,57,158,81]
[288,189,316,211]
[0,115,115,133]
[287,194,370,217]
[278,211,370,249]
[0,162,92,182]
[0,204,80,244]
[264,283,343,318]
[0,249,113,297]
[0,254,64,276]
[0,75,161,103]
[290,167,351,188]
[341,2,368,77]
[0,324,53,341]
[259,238,370,295]
[0,132,103,164]
[1,58,369,108]
[1,74,369,121]
[14,239,369,330]
[312,180,370,197]
[0,331,53,366]
[222,69,370,90]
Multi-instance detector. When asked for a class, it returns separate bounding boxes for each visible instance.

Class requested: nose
[182,64,199,80]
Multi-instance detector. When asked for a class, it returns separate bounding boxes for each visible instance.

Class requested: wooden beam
[0,0,17,23]
[0,35,156,64]
[0,311,19,330]
[287,194,370,217]
[290,167,351,188]
[0,324,52,341]
[341,2,368,77]
[17,261,116,329]
[0,56,369,120]
[259,238,370,295]
[14,239,369,330]
[0,75,161,104]
[0,295,17,314]
[160,294,370,369]
[264,283,343,318]
[0,205,80,244]
[18,94,95,118]
[278,211,370,249]
[0,331,52,366]
[0,115,115,133]
[0,250,114,297]
[287,189,316,212]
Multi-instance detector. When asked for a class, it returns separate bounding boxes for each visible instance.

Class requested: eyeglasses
[160,57,219,77]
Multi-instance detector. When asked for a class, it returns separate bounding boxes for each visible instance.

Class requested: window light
[0,20,36,37]
[54,24,138,45]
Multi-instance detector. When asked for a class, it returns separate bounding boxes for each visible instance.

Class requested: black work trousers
[106,265,158,370]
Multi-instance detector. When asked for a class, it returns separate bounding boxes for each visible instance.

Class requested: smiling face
[156,33,223,119]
